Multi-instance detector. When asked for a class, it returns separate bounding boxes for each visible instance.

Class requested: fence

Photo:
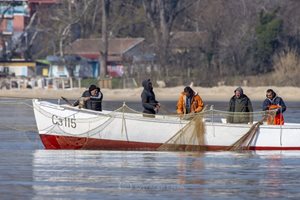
[0,77,139,90]
[0,77,82,90]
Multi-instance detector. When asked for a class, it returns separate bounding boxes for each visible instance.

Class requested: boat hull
[39,134,300,151]
[33,100,300,151]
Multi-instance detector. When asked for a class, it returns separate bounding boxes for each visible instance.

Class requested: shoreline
[0,86,299,102]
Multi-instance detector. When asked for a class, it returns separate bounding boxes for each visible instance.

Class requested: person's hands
[156,103,161,108]
[275,108,282,115]
[154,104,160,113]
[266,109,276,114]
[175,111,185,119]
[83,97,90,101]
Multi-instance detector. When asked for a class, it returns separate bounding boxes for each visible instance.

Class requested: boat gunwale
[33,99,300,128]
[33,99,187,124]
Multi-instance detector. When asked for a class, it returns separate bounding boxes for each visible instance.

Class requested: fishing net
[226,110,277,151]
[158,107,277,152]
[157,113,206,151]
[0,97,281,151]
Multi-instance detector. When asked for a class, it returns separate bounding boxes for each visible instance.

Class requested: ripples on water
[2,150,300,200]
[1,99,300,199]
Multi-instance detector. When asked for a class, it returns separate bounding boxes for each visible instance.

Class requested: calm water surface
[1,98,300,199]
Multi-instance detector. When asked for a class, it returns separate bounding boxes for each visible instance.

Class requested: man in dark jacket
[227,87,253,124]
[73,84,103,111]
[262,89,286,125]
[141,79,160,115]
[89,87,103,111]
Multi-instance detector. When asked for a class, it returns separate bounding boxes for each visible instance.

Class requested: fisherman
[262,89,286,125]
[227,87,253,124]
[176,86,204,115]
[90,86,103,111]
[141,79,160,116]
[73,84,103,111]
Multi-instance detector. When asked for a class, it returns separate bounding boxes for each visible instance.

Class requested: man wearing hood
[262,89,286,125]
[141,79,160,116]
[73,84,103,111]
[177,86,204,115]
[227,87,253,124]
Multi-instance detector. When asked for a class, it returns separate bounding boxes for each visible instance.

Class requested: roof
[64,38,145,61]
[170,31,208,48]
[0,61,36,67]
[36,59,50,65]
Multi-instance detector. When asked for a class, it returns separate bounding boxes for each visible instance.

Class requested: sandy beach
[0,86,299,102]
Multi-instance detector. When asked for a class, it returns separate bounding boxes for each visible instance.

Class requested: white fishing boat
[32,99,300,151]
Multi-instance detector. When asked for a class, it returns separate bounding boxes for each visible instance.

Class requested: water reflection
[262,155,282,198]
[177,153,205,185]
[0,150,299,199]
[0,150,35,199]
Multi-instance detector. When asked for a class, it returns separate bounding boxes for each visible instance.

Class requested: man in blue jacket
[262,89,286,125]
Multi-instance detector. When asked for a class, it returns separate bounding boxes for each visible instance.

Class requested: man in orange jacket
[177,86,204,115]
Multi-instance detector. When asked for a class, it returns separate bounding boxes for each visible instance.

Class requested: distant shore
[0,86,299,102]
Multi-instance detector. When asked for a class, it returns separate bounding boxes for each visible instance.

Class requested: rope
[0,98,295,151]
[121,103,129,141]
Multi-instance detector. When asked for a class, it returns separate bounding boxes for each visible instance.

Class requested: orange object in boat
[267,105,284,125]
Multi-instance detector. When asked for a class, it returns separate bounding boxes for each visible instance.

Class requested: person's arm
[141,92,155,111]
[73,91,90,106]
[248,99,253,123]
[278,97,286,113]
[176,95,184,114]
[262,99,269,111]
[90,91,103,100]
[227,98,234,123]
[194,95,204,113]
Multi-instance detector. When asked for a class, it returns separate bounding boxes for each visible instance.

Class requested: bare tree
[142,0,194,78]
[30,0,98,58]
[100,0,110,78]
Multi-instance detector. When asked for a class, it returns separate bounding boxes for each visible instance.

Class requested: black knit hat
[89,84,97,92]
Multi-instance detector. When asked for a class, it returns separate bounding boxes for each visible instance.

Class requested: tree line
[13,0,300,86]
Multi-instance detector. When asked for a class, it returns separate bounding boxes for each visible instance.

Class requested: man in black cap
[227,87,253,124]
[73,84,103,111]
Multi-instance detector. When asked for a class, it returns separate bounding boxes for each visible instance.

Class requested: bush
[271,49,300,86]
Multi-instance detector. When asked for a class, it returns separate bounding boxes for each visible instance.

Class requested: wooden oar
[61,96,73,106]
